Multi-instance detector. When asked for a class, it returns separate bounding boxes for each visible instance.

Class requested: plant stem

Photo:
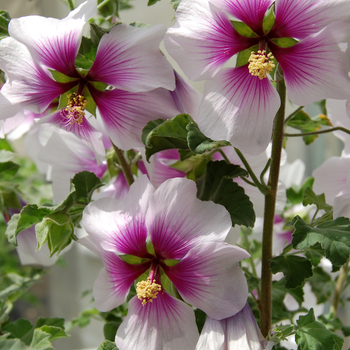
[260,70,286,337]
[331,259,349,317]
[284,126,350,137]
[67,0,75,11]
[234,147,270,195]
[284,106,304,124]
[97,0,112,10]
[111,142,135,186]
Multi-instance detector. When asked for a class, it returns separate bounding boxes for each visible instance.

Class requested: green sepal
[295,309,343,350]
[48,70,78,83]
[90,81,109,91]
[231,20,258,38]
[262,4,275,34]
[58,86,77,111]
[163,259,180,267]
[84,86,97,116]
[270,254,313,289]
[75,36,97,71]
[119,254,150,265]
[160,269,173,295]
[292,215,350,266]
[146,240,155,255]
[196,161,255,227]
[270,37,299,48]
[236,45,258,67]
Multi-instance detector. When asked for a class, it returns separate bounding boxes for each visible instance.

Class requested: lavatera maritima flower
[0,0,177,155]
[165,0,350,155]
[78,175,249,350]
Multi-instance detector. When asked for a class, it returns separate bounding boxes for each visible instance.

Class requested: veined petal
[165,242,249,320]
[87,24,175,92]
[210,0,273,35]
[9,1,96,76]
[198,66,280,155]
[116,294,199,350]
[0,38,70,117]
[79,236,150,312]
[273,0,350,39]
[312,156,350,204]
[90,86,179,150]
[272,22,350,106]
[147,178,232,260]
[38,110,105,161]
[164,0,255,81]
[334,194,350,219]
[195,317,225,350]
[82,176,154,256]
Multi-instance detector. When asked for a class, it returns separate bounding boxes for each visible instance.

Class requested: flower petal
[195,317,225,350]
[9,0,96,76]
[210,0,273,35]
[164,241,249,320]
[164,0,255,80]
[90,86,179,150]
[87,24,175,92]
[198,66,280,155]
[147,178,232,260]
[273,0,350,39]
[272,22,350,106]
[0,38,70,117]
[334,194,350,219]
[79,235,149,312]
[82,176,154,256]
[116,294,199,350]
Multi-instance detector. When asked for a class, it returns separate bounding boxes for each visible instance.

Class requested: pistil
[60,93,88,126]
[248,50,275,80]
[136,278,162,306]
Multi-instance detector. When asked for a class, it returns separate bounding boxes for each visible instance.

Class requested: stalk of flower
[165,0,350,155]
[79,175,250,350]
[0,0,178,155]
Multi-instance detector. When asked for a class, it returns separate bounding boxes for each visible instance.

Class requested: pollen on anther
[60,93,88,126]
[136,278,162,306]
[248,50,275,80]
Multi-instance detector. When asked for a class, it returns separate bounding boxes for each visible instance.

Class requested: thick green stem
[67,0,75,11]
[260,71,286,337]
[331,259,349,317]
[111,143,135,187]
[97,0,112,10]
[284,126,350,137]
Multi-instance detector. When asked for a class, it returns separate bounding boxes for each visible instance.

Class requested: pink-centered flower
[0,0,177,151]
[165,0,350,155]
[79,176,249,350]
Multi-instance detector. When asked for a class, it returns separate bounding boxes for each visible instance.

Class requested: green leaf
[285,177,314,209]
[0,335,27,350]
[196,161,255,227]
[0,149,16,162]
[142,115,190,161]
[0,11,11,37]
[235,45,258,67]
[104,322,122,342]
[36,326,68,342]
[231,20,258,38]
[148,0,161,5]
[308,267,334,304]
[292,216,350,266]
[194,309,207,333]
[270,37,299,48]
[1,319,33,341]
[90,23,113,47]
[75,36,97,71]
[97,339,118,350]
[5,205,52,245]
[97,0,121,18]
[302,187,332,212]
[270,324,295,343]
[0,161,20,179]
[295,309,343,350]
[186,119,230,154]
[262,5,275,34]
[29,329,54,350]
[271,255,312,289]
[35,318,65,329]
[71,171,103,203]
[304,244,324,266]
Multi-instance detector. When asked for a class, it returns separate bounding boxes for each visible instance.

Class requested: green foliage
[307,267,334,304]
[97,340,119,350]
[286,111,332,145]
[196,161,255,227]
[170,0,181,10]
[142,114,229,161]
[292,216,350,266]
[304,244,324,266]
[75,36,97,71]
[104,322,122,342]
[0,11,10,38]
[295,309,343,350]
[230,20,258,38]
[270,255,313,289]
[194,309,207,333]
[148,0,161,5]
[285,177,314,211]
[270,323,295,343]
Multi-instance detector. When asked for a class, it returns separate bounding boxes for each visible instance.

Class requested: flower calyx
[136,277,162,306]
[248,50,275,80]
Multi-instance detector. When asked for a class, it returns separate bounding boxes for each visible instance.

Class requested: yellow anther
[62,93,88,125]
[136,278,162,306]
[248,50,275,80]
